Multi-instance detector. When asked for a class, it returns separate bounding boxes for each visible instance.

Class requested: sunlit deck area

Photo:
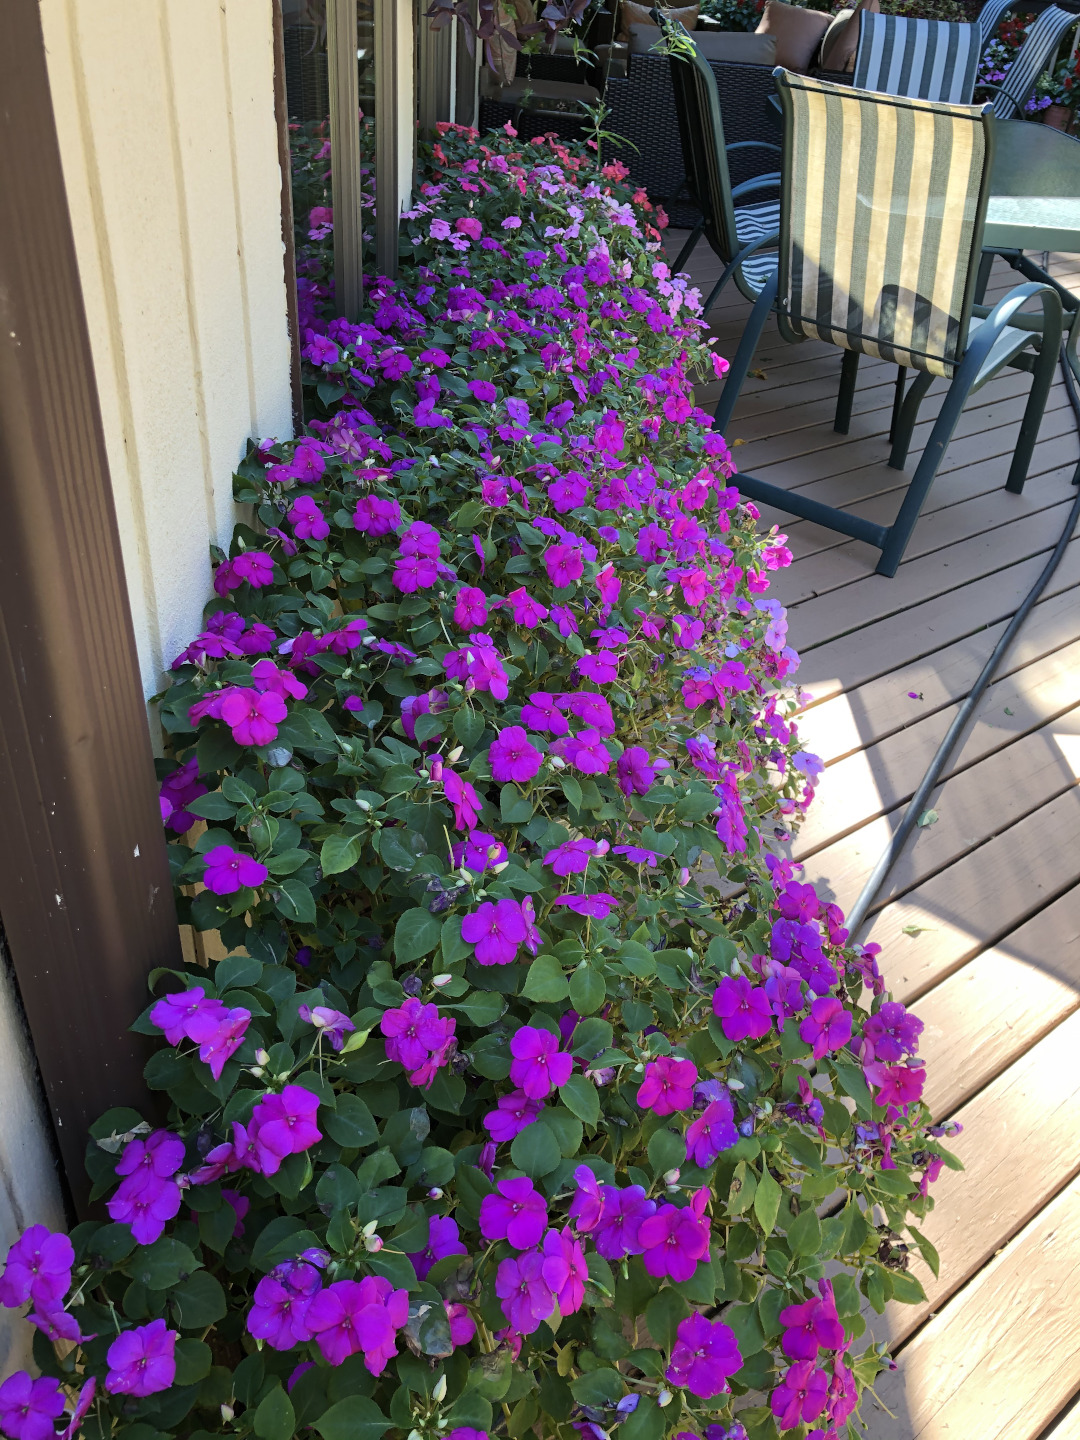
[675,231,1080,1440]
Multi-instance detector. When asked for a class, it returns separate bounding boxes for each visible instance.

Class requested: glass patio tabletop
[985,119,1080,254]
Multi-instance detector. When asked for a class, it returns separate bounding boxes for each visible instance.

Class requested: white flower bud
[658,1390,673,1408]
[433,1375,448,1403]
[364,1234,384,1253]
[432,974,454,988]
[550,755,567,769]
[361,1219,379,1237]
[447,745,464,763]
[255,1049,270,1066]
[727,1078,745,1091]
[220,1405,235,1424]
[492,861,508,874]
[663,1168,681,1187]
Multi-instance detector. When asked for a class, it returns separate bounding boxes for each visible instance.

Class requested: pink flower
[446,1302,476,1347]
[770,1362,829,1430]
[188,1006,251,1079]
[462,899,527,966]
[864,1062,925,1107]
[489,726,543,783]
[105,1319,177,1397]
[799,998,852,1060]
[576,652,619,684]
[666,1313,742,1397]
[636,1056,698,1116]
[248,1085,321,1173]
[495,1252,554,1334]
[288,495,330,540]
[453,586,489,630]
[561,729,612,774]
[638,1198,710,1282]
[353,495,402,535]
[544,544,584,587]
[541,1227,588,1313]
[443,770,483,831]
[509,1026,573,1099]
[617,746,656,796]
[444,634,509,700]
[553,893,617,919]
[503,588,549,628]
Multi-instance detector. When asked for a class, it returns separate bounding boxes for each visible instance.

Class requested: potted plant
[1031,53,1080,131]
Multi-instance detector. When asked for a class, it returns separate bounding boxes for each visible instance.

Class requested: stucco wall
[0,0,295,1377]
[41,0,295,705]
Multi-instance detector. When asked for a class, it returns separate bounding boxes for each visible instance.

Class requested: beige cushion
[620,1,700,37]
[755,0,831,72]
[816,0,879,72]
[693,29,778,63]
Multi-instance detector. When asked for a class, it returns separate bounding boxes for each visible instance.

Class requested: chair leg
[889,371,934,471]
[1005,326,1063,495]
[973,250,995,305]
[672,223,704,274]
[888,367,907,444]
[876,369,978,576]
[833,350,860,434]
[713,273,778,435]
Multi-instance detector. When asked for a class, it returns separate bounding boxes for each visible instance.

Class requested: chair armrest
[726,140,782,154]
[731,173,780,199]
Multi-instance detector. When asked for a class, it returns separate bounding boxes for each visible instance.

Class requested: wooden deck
[674,232,1080,1440]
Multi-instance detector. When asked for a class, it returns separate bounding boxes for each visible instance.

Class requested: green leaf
[787,1207,821,1257]
[753,1167,781,1237]
[521,954,570,1002]
[172,1338,212,1386]
[129,1238,201,1291]
[620,1396,664,1440]
[320,833,364,876]
[170,1271,227,1328]
[323,1093,379,1148]
[560,1072,600,1126]
[314,1396,392,1440]
[254,1386,295,1440]
[451,991,506,1026]
[214,954,262,990]
[570,1369,624,1406]
[276,877,317,925]
[908,1224,941,1279]
[510,1121,562,1177]
[645,1288,689,1348]
[647,1126,686,1176]
[569,967,605,1014]
[562,776,583,812]
[453,709,487,749]
[394,908,442,964]
[889,1269,927,1305]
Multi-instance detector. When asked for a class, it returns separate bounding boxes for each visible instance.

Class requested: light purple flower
[495,1251,555,1334]
[0,1226,73,1311]
[479,1177,548,1249]
[0,1373,64,1440]
[246,1263,321,1349]
[541,1227,588,1313]
[306,1276,409,1372]
[408,1215,468,1281]
[298,1005,356,1051]
[105,1319,177,1397]
[686,1095,738,1167]
[712,976,772,1043]
[553,893,618,919]
[509,1027,573,1099]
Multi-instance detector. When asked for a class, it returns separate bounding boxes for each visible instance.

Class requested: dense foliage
[0,123,955,1440]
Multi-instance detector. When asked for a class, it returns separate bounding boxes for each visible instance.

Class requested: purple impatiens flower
[509,1026,573,1099]
[483,1090,544,1142]
[479,1176,548,1249]
[0,1373,65,1440]
[105,1319,177,1397]
[0,1226,73,1311]
[246,1262,321,1349]
[636,1056,698,1116]
[201,845,268,896]
[306,1276,409,1372]
[712,976,772,1042]
[495,1251,554,1334]
[685,1093,738,1166]
[408,1215,467,1280]
[462,899,527,966]
[298,1004,356,1052]
[666,1313,742,1398]
[489,726,543,783]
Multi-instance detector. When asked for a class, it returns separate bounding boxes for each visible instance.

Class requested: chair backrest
[991,4,1080,117]
[976,0,1017,48]
[666,26,744,274]
[774,70,995,379]
[853,13,981,103]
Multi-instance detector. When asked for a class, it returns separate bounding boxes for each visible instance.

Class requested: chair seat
[734,199,780,292]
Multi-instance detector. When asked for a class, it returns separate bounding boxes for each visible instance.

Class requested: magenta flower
[298,1004,356,1051]
[613,845,661,866]
[105,1319,177,1397]
[353,495,402,535]
[382,998,455,1073]
[565,692,615,734]
[503,588,550,628]
[483,1090,544,1142]
[0,1373,64,1440]
[561,729,612,774]
[0,1226,73,1311]
[445,1302,476,1347]
[233,551,275,588]
[288,495,330,541]
[450,831,507,874]
[453,586,489,630]
[201,845,268,896]
[115,1130,185,1186]
[509,1027,573,1099]
[107,1173,183,1246]
[186,1005,251,1079]
[568,1166,606,1232]
[462,899,527,966]
[444,634,509,700]
[408,1215,467,1280]
[520,692,569,736]
[779,1296,845,1361]
[541,1228,588,1314]
[442,770,483,831]
[544,545,584,587]
[249,1085,321,1172]
[799,998,852,1060]
[593,1186,657,1260]
[712,976,772,1043]
[489,726,543,783]
[158,758,207,834]
[27,1308,90,1345]
[553,893,618,919]
[686,1095,738,1166]
[637,1056,698,1116]
[864,1061,925,1108]
[469,379,497,403]
[638,1200,710,1282]
[617,746,656,796]
[479,1177,548,1249]
[543,838,604,876]
[576,652,619,684]
[246,1263,321,1349]
[666,1313,742,1398]
[307,1276,409,1372]
[251,658,308,699]
[59,1379,95,1440]
[769,1362,829,1430]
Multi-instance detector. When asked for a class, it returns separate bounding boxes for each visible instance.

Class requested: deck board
[673,230,1080,1439]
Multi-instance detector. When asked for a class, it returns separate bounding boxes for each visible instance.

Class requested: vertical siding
[40,0,294,705]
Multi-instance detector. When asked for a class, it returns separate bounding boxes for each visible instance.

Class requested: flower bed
[0,124,955,1440]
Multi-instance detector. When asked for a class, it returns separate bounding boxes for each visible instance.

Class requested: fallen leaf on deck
[917,809,939,828]
[902,923,935,937]
[751,369,767,379]
[731,438,746,446]
[1004,706,1014,715]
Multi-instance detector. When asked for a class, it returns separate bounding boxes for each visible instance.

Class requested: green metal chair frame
[714,71,1063,577]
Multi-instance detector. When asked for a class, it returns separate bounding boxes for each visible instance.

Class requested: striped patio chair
[853,4,1080,114]
[714,71,1062,577]
[665,26,783,314]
